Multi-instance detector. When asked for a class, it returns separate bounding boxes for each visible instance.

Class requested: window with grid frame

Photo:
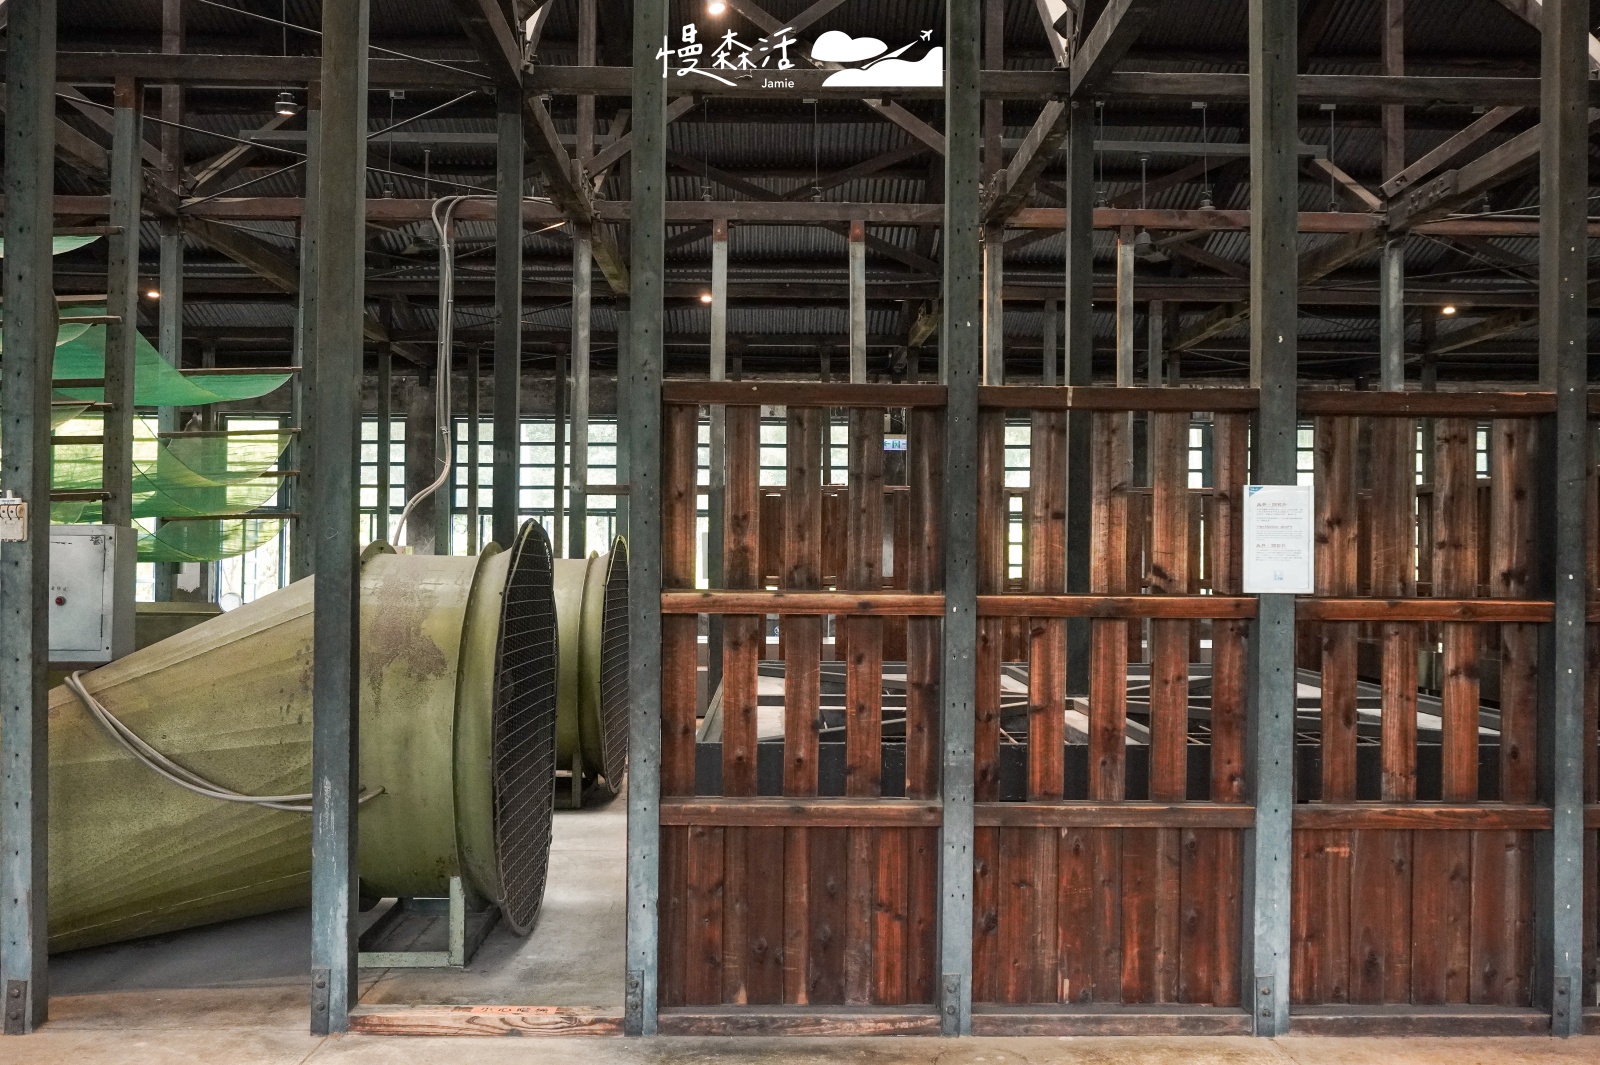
[445,415,623,555]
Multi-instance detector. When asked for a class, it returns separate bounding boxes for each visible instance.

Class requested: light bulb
[707,0,727,13]
[275,91,299,116]
[1441,305,1457,316]
[145,289,161,300]
[700,292,714,304]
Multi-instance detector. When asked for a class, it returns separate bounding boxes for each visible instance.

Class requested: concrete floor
[20,788,1600,1062]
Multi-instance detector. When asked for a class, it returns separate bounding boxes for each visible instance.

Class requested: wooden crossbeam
[984,99,1069,222]
[445,0,525,89]
[1070,0,1161,96]
[1487,0,1600,72]
[1379,106,1522,199]
[522,93,630,292]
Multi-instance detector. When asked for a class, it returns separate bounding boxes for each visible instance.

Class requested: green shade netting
[136,517,284,563]
[52,324,291,406]
[0,235,103,257]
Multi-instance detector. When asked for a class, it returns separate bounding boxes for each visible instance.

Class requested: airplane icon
[920,29,932,40]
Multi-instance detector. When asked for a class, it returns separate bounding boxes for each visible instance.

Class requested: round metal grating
[491,519,560,934]
[596,537,631,792]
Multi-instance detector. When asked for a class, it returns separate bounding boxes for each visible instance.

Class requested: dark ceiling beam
[1485,0,1600,71]
[984,99,1069,222]
[1378,105,1523,199]
[521,92,630,292]
[1070,0,1161,96]
[445,0,525,89]
[1388,108,1600,229]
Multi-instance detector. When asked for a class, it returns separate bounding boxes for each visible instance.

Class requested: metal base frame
[357,876,499,969]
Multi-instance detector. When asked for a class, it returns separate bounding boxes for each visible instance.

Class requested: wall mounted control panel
[49,525,135,666]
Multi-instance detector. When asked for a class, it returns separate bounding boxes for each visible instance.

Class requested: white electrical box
[49,525,135,666]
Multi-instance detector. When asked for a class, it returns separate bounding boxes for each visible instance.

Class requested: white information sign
[1242,483,1314,594]
[0,494,27,542]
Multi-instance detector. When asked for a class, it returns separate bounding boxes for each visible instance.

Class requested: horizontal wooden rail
[978,594,1255,618]
[1298,390,1556,417]
[348,1005,623,1036]
[978,385,1260,412]
[976,802,1255,828]
[662,380,947,408]
[1586,805,1600,829]
[1293,804,1552,831]
[1298,597,1554,622]
[659,797,943,828]
[660,591,945,615]
[656,1006,941,1036]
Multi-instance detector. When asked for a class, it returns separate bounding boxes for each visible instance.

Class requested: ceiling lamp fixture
[707,0,727,14]
[145,289,161,300]
[1441,305,1457,316]
[275,91,300,116]
[700,292,714,304]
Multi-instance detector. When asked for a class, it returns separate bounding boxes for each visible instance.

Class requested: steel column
[1244,0,1299,1037]
[850,219,868,382]
[1063,100,1094,697]
[307,0,370,1035]
[467,353,481,554]
[1379,240,1405,391]
[982,225,1003,385]
[570,229,592,558]
[0,0,56,1035]
[1536,0,1589,1036]
[1114,232,1135,386]
[625,0,667,1035]
[940,0,982,1036]
[1147,299,1164,385]
[291,83,322,580]
[553,345,566,556]
[493,91,524,550]
[153,219,184,600]
[102,77,142,533]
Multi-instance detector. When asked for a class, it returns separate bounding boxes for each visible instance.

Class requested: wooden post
[625,0,667,1033]
[0,0,56,1034]
[1063,100,1095,698]
[707,218,729,704]
[291,82,321,580]
[982,225,1004,385]
[940,0,982,1035]
[375,351,392,543]
[850,219,868,383]
[493,89,524,550]
[1537,0,1589,1036]
[1042,296,1058,385]
[1244,0,1298,1037]
[571,228,592,558]
[102,77,141,535]
[308,0,369,1035]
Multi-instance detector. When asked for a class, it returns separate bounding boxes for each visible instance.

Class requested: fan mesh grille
[491,520,559,934]
[597,538,631,790]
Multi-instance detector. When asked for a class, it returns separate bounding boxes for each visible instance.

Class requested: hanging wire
[1139,153,1148,210]
[189,0,488,82]
[701,97,713,200]
[1094,99,1106,207]
[812,98,822,201]
[1195,101,1213,209]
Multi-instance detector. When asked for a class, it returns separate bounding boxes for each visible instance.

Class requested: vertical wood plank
[975,411,1007,802]
[659,826,689,1006]
[1316,417,1359,801]
[1153,827,1182,1003]
[685,825,725,1005]
[1029,828,1060,1003]
[872,829,909,1004]
[905,409,944,800]
[1059,828,1095,1003]
[1090,411,1131,800]
[660,404,701,798]
[1120,828,1158,1002]
[1489,419,1538,803]
[1349,829,1412,1004]
[905,827,938,1005]
[807,827,848,1004]
[1149,411,1192,803]
[721,405,762,797]
[781,408,823,1005]
[1372,417,1419,801]
[1210,413,1249,803]
[1093,828,1124,1002]
[1290,831,1324,1004]
[843,410,883,1005]
[744,827,786,1004]
[1411,830,1472,1004]
[972,827,1000,1002]
[1028,410,1068,799]
[1435,419,1481,802]
[1211,829,1243,1006]
[1178,828,1217,1004]
[996,827,1032,1003]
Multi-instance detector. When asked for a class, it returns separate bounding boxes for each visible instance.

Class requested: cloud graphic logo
[810,30,889,64]
[821,47,943,88]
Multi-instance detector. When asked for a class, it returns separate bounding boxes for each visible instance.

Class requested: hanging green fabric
[0,234,103,258]
[138,518,285,563]
[52,325,292,407]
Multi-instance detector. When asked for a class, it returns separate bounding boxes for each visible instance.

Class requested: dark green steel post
[308,0,369,1035]
[494,91,524,550]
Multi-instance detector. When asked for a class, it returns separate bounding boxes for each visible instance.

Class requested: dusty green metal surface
[19,537,547,952]
[551,544,629,798]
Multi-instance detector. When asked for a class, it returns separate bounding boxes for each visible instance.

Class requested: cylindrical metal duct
[553,540,630,801]
[27,520,563,952]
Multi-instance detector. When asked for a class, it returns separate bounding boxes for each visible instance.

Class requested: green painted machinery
[14,522,627,953]
[552,542,630,804]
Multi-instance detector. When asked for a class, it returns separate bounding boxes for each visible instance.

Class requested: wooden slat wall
[1291,412,1540,1010]
[1585,422,1599,1008]
[659,399,939,1009]
[973,404,1244,1009]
